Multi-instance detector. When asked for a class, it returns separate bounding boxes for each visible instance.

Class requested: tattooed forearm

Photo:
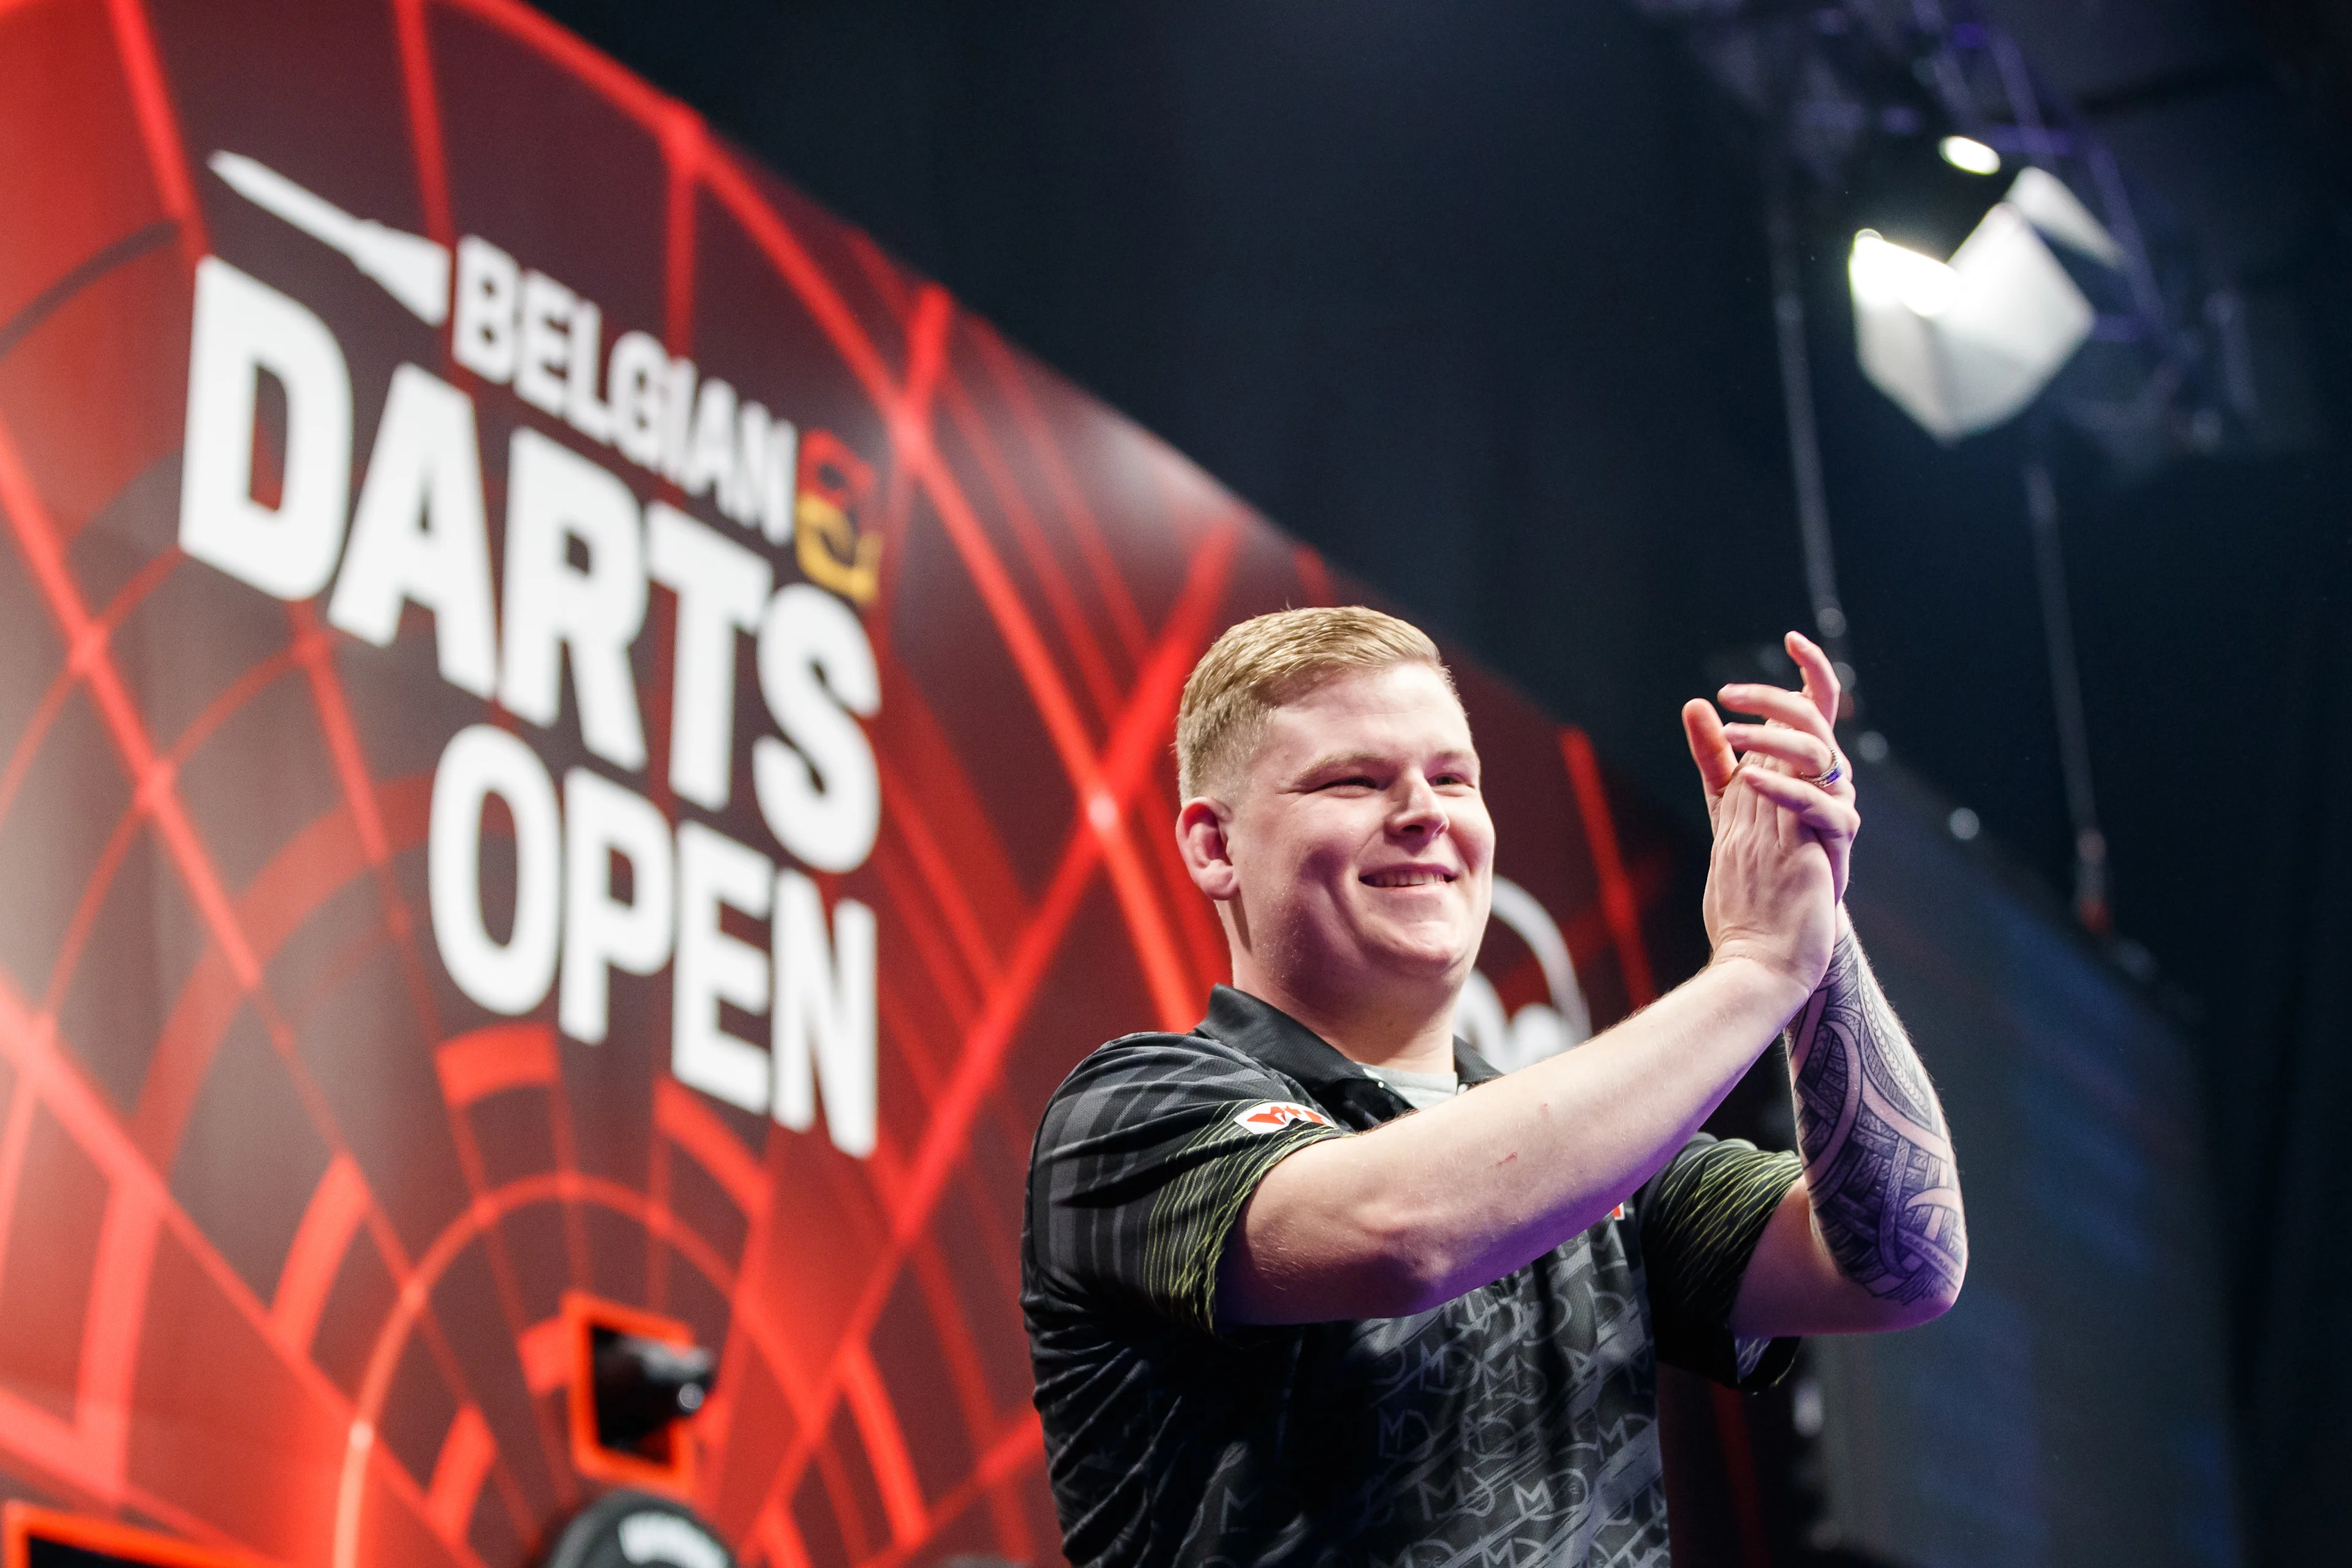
[1785,932,1967,1308]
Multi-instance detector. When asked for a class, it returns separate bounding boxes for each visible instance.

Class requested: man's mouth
[1360,867,1456,888]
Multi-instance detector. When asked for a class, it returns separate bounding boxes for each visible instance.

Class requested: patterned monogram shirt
[1023,986,1802,1568]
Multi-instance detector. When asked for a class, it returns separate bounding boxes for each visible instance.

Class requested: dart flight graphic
[208,150,451,326]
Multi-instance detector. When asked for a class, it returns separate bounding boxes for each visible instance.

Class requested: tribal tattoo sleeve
[1784,931,1968,1308]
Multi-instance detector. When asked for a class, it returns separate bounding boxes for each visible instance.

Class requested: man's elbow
[1879,1251,1966,1330]
[1228,1186,1468,1322]
[1922,1247,1968,1319]
[1872,1199,1969,1329]
[1354,1193,1477,1317]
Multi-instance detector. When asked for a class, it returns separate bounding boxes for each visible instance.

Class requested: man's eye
[1321,776,1378,791]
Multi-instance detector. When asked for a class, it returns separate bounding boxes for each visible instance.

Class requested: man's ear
[1176,797,1240,900]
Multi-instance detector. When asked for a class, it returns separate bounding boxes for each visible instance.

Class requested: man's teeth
[1365,870,1450,888]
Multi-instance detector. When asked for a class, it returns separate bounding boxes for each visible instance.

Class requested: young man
[1023,608,1966,1566]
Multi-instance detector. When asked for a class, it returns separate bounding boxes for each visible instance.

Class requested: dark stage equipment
[592,1332,716,1452]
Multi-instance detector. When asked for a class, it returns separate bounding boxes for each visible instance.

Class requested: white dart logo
[208,150,450,326]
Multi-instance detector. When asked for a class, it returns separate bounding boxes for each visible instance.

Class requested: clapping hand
[1681,632,1855,993]
[1682,630,1859,905]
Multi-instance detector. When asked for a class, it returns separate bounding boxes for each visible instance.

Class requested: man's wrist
[1701,948,1817,1027]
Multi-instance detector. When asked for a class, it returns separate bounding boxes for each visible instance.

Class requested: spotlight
[562,1292,712,1491]
[2002,165,2123,266]
[1849,231,1959,317]
[593,1330,717,1449]
[1849,169,2120,442]
[1938,135,2002,175]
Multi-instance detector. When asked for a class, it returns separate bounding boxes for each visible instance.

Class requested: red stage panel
[0,4,1676,1565]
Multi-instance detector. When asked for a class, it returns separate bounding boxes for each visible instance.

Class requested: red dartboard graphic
[0,4,1679,1568]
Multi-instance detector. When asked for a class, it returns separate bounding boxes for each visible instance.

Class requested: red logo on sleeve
[1232,1101,1335,1135]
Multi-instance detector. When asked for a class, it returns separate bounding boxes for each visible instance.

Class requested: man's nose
[1390,775,1449,838]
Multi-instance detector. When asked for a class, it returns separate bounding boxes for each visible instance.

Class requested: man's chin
[1361,931,1476,984]
[1276,916,1475,997]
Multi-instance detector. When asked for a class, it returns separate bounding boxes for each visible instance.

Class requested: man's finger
[1785,630,1842,729]
[1717,755,1755,832]
[1682,698,1739,812]
[1717,683,1836,745]
[1747,765,1815,853]
[1742,767,1860,839]
[1721,723,1839,781]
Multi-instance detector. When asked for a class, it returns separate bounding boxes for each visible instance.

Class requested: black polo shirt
[1023,984,1801,1568]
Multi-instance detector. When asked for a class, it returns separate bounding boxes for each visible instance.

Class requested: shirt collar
[1198,984,1504,1129]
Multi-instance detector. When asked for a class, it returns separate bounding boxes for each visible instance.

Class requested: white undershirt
[1361,1063,1461,1112]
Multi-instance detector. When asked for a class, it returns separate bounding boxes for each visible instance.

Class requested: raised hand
[1698,742,1839,1000]
[1681,630,1858,905]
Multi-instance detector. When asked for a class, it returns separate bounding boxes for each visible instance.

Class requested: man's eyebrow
[1297,751,1389,775]
[1290,748,1477,781]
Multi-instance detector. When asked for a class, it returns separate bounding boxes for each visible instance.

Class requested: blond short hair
[1175,606,1455,799]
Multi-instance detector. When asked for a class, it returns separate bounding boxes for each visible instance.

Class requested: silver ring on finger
[1806,753,1843,788]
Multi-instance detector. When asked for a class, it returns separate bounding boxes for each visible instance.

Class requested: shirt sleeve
[1027,1035,1350,1336]
[1635,1135,1806,1389]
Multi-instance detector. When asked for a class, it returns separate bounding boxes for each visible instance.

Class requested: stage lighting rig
[1938,134,2000,175]
[562,1292,715,1493]
[1847,167,2119,443]
[593,1328,718,1449]
[1630,0,2260,469]
[1626,4,2176,976]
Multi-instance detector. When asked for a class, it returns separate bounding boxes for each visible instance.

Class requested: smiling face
[1204,660,1494,1020]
